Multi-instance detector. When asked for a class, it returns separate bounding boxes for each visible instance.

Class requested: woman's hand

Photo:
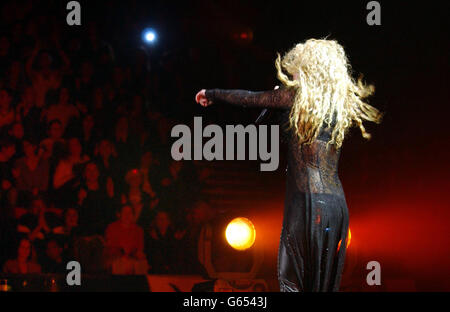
[195,89,212,107]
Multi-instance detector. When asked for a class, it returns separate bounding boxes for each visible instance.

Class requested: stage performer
[195,39,382,291]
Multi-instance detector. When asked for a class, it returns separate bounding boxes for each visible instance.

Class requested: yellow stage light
[225,217,256,251]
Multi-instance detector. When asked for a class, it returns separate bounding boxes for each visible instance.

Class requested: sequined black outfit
[205,87,349,292]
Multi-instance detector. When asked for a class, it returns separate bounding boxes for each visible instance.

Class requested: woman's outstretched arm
[196,86,295,109]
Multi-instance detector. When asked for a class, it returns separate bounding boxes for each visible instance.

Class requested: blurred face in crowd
[189,202,212,225]
[1,144,16,159]
[46,240,62,262]
[31,199,45,215]
[126,169,142,188]
[17,239,31,262]
[10,123,24,139]
[98,140,113,158]
[68,138,82,157]
[58,88,69,105]
[23,140,37,157]
[84,162,99,183]
[155,211,170,233]
[49,121,63,139]
[0,90,12,110]
[83,115,94,133]
[65,208,78,228]
[120,205,134,226]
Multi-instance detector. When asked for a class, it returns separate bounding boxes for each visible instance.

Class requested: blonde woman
[195,39,382,292]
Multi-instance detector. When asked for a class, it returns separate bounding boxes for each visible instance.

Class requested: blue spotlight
[142,28,157,44]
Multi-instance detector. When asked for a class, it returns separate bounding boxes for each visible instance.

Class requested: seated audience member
[80,114,97,158]
[94,139,119,188]
[52,207,80,258]
[74,60,95,101]
[158,160,200,221]
[114,116,140,169]
[174,201,213,275]
[5,60,26,95]
[39,120,65,160]
[2,238,41,274]
[77,162,115,236]
[139,150,162,196]
[53,207,79,236]
[41,238,66,274]
[90,87,115,133]
[0,137,16,182]
[0,88,15,133]
[26,41,65,109]
[41,87,79,131]
[104,205,148,275]
[121,168,158,227]
[53,137,89,189]
[8,122,25,158]
[145,210,176,274]
[17,197,61,258]
[72,236,105,274]
[0,137,17,218]
[128,94,146,135]
[52,137,89,209]
[15,86,43,138]
[14,137,49,197]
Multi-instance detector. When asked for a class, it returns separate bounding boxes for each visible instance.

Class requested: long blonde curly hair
[275,38,382,148]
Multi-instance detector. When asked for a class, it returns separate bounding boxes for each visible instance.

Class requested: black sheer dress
[205,87,349,292]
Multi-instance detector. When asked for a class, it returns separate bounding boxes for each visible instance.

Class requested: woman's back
[284,115,344,197]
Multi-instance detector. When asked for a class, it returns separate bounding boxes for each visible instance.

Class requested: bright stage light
[142,28,157,44]
[146,32,155,41]
[225,217,256,251]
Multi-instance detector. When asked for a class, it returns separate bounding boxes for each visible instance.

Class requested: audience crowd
[0,1,215,276]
